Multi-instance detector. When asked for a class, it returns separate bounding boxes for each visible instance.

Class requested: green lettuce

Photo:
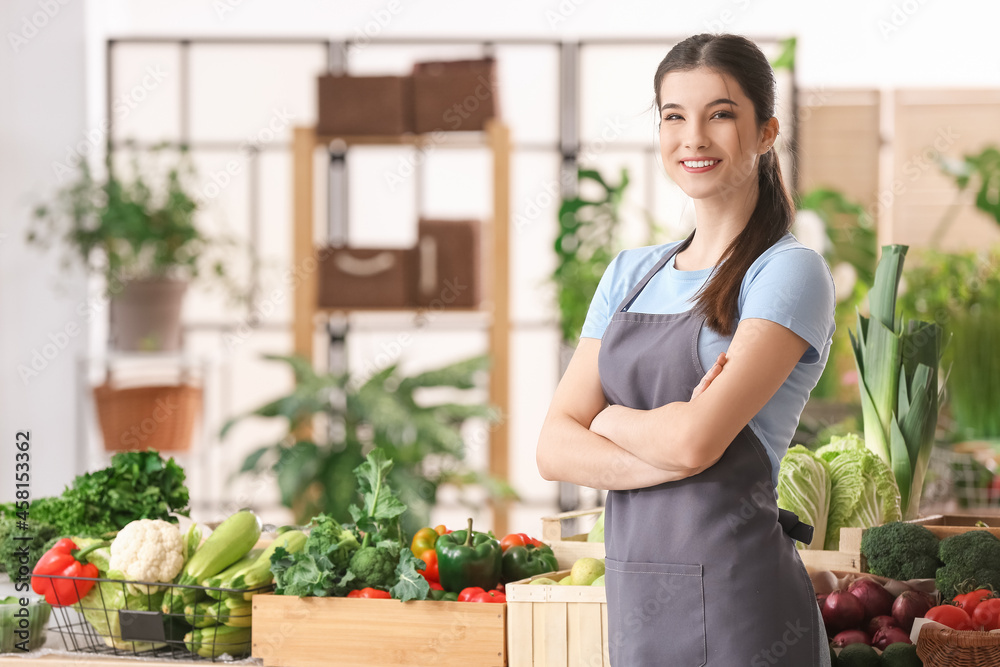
[776,445,831,550]
[816,434,902,550]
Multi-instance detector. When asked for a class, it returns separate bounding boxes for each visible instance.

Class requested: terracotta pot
[109,278,187,352]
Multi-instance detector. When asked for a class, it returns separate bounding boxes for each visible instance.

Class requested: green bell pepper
[429,589,459,602]
[501,543,559,583]
[435,518,502,593]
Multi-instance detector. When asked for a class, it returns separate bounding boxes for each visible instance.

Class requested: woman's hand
[691,352,727,400]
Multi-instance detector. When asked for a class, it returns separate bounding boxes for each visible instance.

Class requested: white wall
[7,0,1000,507]
[1,0,90,501]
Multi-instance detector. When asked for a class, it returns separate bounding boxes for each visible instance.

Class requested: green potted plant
[28,142,231,352]
[551,167,630,354]
[221,354,516,536]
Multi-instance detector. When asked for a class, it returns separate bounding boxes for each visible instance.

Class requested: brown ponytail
[653,34,796,335]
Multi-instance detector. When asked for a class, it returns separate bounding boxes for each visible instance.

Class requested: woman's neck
[675,182,759,271]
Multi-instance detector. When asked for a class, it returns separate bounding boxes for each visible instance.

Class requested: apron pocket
[605,558,706,667]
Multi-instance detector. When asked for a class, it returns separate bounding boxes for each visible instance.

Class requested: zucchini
[184,624,251,659]
[201,551,260,599]
[177,511,260,586]
[226,530,307,592]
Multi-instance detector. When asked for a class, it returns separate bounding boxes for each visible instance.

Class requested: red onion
[816,593,828,608]
[823,591,866,636]
[892,590,934,632]
[848,578,896,620]
[866,614,899,637]
[872,625,913,650]
[831,629,872,647]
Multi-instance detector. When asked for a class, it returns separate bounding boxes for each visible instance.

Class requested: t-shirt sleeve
[739,248,836,364]
[579,251,624,340]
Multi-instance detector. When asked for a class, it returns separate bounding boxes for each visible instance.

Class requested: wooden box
[412,58,498,133]
[838,513,1000,573]
[416,219,480,308]
[541,509,605,570]
[316,246,417,309]
[252,594,506,667]
[506,570,609,667]
[317,75,414,136]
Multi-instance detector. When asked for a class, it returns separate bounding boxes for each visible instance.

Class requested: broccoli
[860,521,941,580]
[348,545,399,590]
[935,530,1000,600]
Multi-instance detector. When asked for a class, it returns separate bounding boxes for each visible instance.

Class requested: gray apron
[599,242,822,666]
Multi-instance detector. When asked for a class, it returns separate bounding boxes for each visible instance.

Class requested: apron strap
[777,508,814,546]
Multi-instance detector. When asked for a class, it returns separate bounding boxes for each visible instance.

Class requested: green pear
[530,577,558,586]
[559,575,574,585]
[570,557,605,586]
[590,574,605,586]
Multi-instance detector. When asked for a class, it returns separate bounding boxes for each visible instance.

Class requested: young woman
[536,34,835,665]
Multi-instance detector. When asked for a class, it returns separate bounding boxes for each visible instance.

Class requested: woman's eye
[713,111,734,119]
[662,114,681,121]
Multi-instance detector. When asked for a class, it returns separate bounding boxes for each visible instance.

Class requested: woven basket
[93,380,201,452]
[917,624,1000,666]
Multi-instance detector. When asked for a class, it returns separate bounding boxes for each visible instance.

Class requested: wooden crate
[540,509,605,569]
[252,594,506,667]
[838,513,1000,573]
[505,570,609,667]
[796,548,863,573]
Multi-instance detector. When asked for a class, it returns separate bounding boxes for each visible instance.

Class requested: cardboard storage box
[317,75,414,136]
[252,594,506,667]
[316,246,416,309]
[412,58,498,132]
[416,219,480,308]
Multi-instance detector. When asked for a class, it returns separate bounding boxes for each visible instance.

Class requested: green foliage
[224,354,514,534]
[27,143,235,294]
[0,518,61,575]
[269,451,429,602]
[795,187,877,401]
[860,521,941,580]
[898,248,1000,440]
[2,450,189,540]
[935,530,1000,600]
[769,36,797,71]
[552,168,629,343]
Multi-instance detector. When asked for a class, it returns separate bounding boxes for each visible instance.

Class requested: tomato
[926,604,973,631]
[418,550,440,584]
[972,598,1000,631]
[499,533,545,552]
[411,527,439,557]
[954,589,994,616]
[346,587,391,599]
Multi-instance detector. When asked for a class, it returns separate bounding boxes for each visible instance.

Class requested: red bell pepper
[346,587,391,599]
[458,586,506,603]
[499,533,545,552]
[31,538,103,607]
[434,525,452,536]
[418,550,440,584]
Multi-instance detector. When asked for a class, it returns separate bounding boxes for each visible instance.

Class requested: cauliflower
[109,519,185,596]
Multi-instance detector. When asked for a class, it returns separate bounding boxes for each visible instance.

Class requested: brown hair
[653,33,795,335]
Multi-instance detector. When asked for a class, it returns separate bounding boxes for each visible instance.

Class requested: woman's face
[657,67,775,203]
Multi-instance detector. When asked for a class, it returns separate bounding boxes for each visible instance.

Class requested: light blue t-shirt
[581,232,837,487]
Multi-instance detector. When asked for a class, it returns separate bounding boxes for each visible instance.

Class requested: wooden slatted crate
[252,594,506,667]
[540,509,605,569]
[505,570,609,667]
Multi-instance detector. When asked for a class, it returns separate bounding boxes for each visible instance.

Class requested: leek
[851,245,945,519]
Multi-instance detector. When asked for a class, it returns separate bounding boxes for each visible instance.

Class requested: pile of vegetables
[269,449,430,602]
[777,434,902,551]
[820,577,931,651]
[0,450,190,575]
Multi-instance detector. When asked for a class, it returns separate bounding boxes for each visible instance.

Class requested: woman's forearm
[591,401,713,472]
[537,413,698,490]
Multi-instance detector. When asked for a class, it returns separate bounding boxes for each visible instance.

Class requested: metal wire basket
[34,572,272,662]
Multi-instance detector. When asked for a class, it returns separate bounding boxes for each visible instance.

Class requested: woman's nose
[684,121,708,149]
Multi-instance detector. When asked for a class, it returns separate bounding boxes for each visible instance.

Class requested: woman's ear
[758,117,779,155]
